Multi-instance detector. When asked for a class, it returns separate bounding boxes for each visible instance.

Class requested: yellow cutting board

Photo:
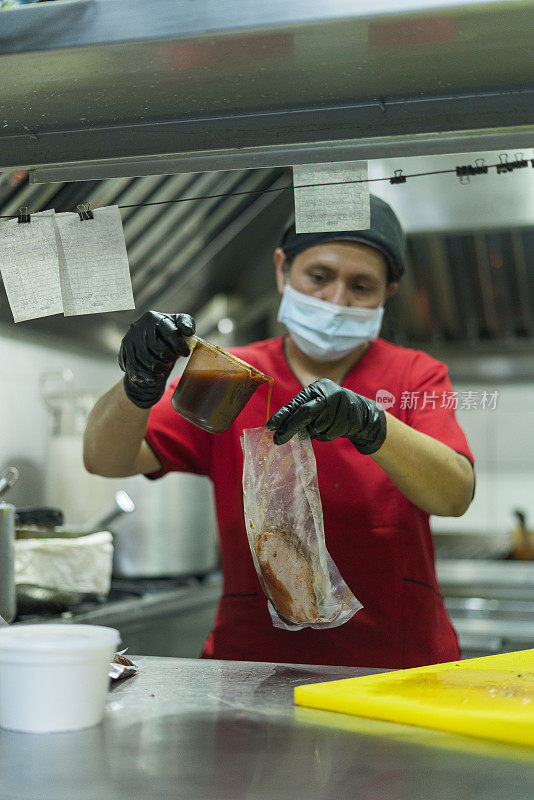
[294,649,534,748]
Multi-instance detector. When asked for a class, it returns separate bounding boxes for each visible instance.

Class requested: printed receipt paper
[293,162,370,234]
[0,205,134,322]
[53,206,134,316]
[0,211,63,323]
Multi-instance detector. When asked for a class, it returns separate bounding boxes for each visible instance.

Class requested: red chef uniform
[145,335,473,669]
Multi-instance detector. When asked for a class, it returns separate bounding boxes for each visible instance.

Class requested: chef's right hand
[118,311,196,408]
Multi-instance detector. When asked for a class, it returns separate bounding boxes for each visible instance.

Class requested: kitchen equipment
[0,467,19,500]
[511,509,534,561]
[41,370,119,526]
[44,451,219,577]
[295,648,534,748]
[77,491,135,535]
[13,501,123,613]
[0,503,16,623]
[432,529,513,560]
[437,559,534,659]
[0,624,120,733]
[111,472,219,577]
[41,372,219,578]
[40,370,87,435]
[16,494,135,540]
[171,335,272,433]
[45,430,115,525]
[15,507,64,539]
[14,507,72,612]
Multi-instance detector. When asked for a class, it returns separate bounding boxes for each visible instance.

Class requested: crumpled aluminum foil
[109,648,139,681]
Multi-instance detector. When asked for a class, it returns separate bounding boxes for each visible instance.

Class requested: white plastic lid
[0,624,120,654]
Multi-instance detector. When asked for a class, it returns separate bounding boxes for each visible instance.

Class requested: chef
[83,194,474,669]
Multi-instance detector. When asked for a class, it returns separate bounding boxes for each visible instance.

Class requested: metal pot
[110,472,219,578]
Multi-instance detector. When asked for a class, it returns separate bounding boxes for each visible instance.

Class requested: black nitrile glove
[266,378,387,454]
[118,311,195,409]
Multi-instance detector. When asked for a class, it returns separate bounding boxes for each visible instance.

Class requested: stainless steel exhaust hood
[1,0,534,180]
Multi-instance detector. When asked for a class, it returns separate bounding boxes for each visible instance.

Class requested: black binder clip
[496,154,515,174]
[77,203,94,221]
[390,170,407,185]
[456,165,471,185]
[510,152,528,170]
[456,159,488,185]
[17,207,30,224]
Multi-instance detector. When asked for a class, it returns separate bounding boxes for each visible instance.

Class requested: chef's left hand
[266,378,387,454]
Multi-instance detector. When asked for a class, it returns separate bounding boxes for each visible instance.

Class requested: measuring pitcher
[171,337,272,434]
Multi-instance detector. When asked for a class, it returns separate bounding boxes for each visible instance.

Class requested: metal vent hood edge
[2,0,534,177]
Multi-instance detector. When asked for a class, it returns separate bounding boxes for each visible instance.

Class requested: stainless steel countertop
[2,656,534,800]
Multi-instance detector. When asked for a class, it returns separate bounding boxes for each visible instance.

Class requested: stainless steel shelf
[1,0,534,179]
[453,616,534,642]
[438,560,534,656]
[437,559,534,591]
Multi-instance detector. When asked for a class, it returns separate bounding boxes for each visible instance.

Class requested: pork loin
[255,530,320,625]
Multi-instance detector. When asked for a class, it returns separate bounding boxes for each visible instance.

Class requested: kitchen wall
[431,381,534,536]
[0,325,119,509]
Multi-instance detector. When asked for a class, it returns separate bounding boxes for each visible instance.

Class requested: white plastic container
[0,624,120,733]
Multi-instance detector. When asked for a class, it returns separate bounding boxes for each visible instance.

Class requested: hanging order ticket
[0,211,64,323]
[0,205,135,322]
[293,161,370,233]
[53,206,134,316]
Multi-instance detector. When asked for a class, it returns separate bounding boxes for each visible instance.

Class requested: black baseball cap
[279,194,407,282]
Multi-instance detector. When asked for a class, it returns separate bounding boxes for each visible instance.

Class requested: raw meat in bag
[241,427,362,630]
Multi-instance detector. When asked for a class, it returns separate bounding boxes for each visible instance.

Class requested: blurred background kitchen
[2,148,534,660]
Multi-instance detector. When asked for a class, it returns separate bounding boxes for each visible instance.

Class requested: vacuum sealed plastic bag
[241,427,362,631]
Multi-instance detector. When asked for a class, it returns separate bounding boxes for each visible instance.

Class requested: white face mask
[277,284,384,362]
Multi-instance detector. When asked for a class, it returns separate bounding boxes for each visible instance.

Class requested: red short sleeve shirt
[146,336,473,669]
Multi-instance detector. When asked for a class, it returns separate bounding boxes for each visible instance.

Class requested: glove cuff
[122,375,166,410]
[349,399,387,455]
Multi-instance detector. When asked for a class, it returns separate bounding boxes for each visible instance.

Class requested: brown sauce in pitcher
[172,369,274,434]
